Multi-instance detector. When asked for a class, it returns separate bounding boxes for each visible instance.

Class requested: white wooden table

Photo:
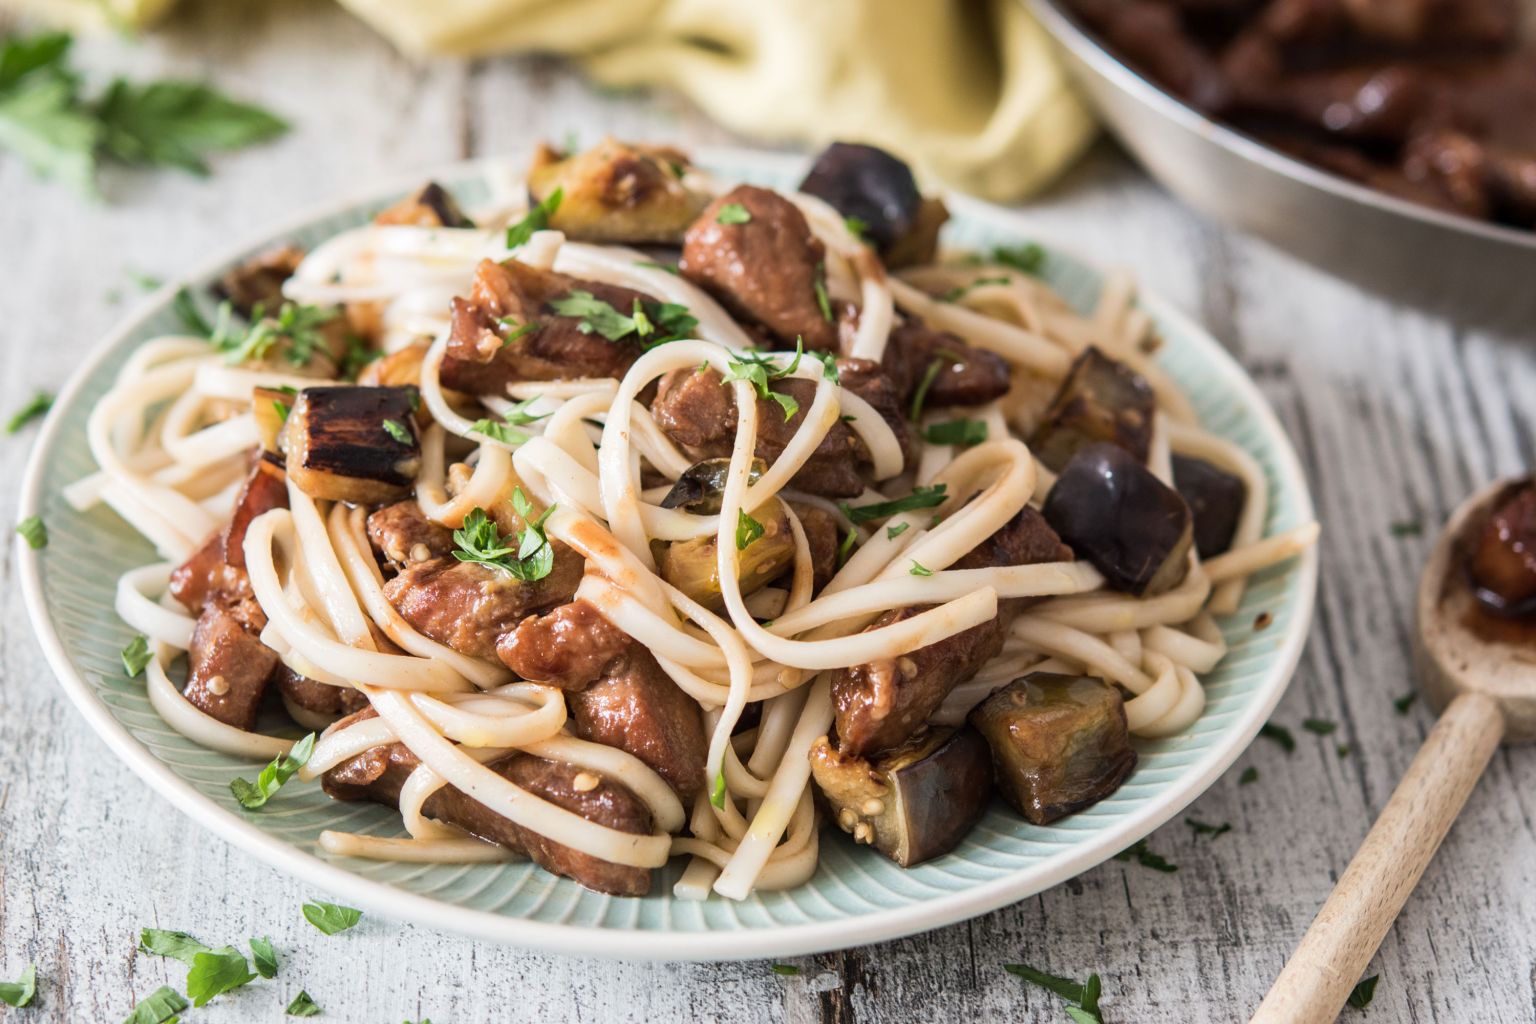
[2,4,1533,1022]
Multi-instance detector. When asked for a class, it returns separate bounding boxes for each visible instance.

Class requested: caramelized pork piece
[970,673,1137,825]
[651,359,910,498]
[1247,0,1516,50]
[1468,479,1536,617]
[1068,0,1233,111]
[285,386,421,505]
[184,606,280,730]
[569,646,708,806]
[440,258,661,394]
[832,508,1074,757]
[1028,346,1156,472]
[680,186,838,351]
[357,339,430,390]
[881,320,1011,410]
[274,664,367,718]
[374,182,473,228]
[787,501,842,593]
[526,138,712,244]
[169,457,288,622]
[213,245,305,318]
[366,499,455,573]
[323,713,655,895]
[810,725,992,866]
[383,547,584,659]
[497,600,633,689]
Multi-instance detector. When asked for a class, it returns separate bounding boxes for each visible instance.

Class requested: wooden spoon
[1251,476,1536,1023]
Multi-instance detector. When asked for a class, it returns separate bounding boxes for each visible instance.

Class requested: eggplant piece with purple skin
[798,142,947,266]
[285,385,422,504]
[809,726,992,867]
[969,673,1137,826]
[1028,346,1156,472]
[1043,442,1193,596]
[1468,478,1536,618]
[1172,453,1246,558]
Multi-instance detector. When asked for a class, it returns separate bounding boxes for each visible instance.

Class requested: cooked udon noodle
[73,156,1317,901]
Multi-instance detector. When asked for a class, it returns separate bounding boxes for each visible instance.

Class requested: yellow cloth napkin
[3,0,1095,200]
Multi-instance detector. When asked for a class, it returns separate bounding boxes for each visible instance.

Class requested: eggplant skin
[1172,453,1245,558]
[286,386,422,504]
[970,673,1137,826]
[1029,347,1155,472]
[810,726,992,868]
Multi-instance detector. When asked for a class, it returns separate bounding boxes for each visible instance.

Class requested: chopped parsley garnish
[843,216,869,240]
[230,732,316,810]
[634,259,680,275]
[837,527,857,568]
[121,635,152,677]
[139,928,210,966]
[709,766,727,810]
[6,390,53,433]
[470,395,550,446]
[1346,975,1379,1009]
[992,243,1045,275]
[1302,717,1337,736]
[810,348,840,383]
[886,522,909,540]
[15,515,46,549]
[1114,839,1177,872]
[497,320,539,347]
[1186,818,1231,839]
[302,901,362,936]
[213,301,339,368]
[250,936,277,979]
[923,419,988,446]
[186,947,256,1006]
[909,357,944,421]
[452,494,556,582]
[1003,964,1101,1022]
[1389,519,1423,537]
[286,990,322,1016]
[770,963,801,976]
[339,334,380,380]
[941,275,1011,303]
[839,485,947,525]
[715,202,751,225]
[549,290,698,349]
[172,286,213,336]
[1393,692,1418,714]
[909,560,932,577]
[1239,766,1259,786]
[506,187,563,247]
[1259,722,1295,753]
[722,342,804,421]
[736,510,764,551]
[0,964,36,1007]
[813,264,833,322]
[123,985,187,1024]
[381,418,413,445]
[1337,743,1353,758]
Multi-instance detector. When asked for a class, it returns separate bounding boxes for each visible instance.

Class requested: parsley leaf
[121,635,152,677]
[736,509,764,551]
[15,515,46,549]
[6,390,53,433]
[1114,838,1178,872]
[0,39,99,192]
[886,522,909,540]
[286,989,322,1016]
[172,287,212,336]
[381,418,413,445]
[634,259,679,275]
[839,485,947,525]
[302,901,362,936]
[721,342,804,421]
[1239,766,1259,785]
[549,290,697,349]
[506,187,563,247]
[1346,975,1379,1009]
[909,560,933,576]
[0,963,36,1007]
[452,496,556,582]
[212,301,339,367]
[813,264,833,322]
[1185,818,1231,839]
[837,527,857,568]
[909,357,944,421]
[770,963,801,976]
[250,936,277,979]
[1003,964,1102,1022]
[95,79,287,176]
[843,216,868,240]
[1394,692,1418,714]
[139,928,209,966]
[923,419,988,446]
[715,202,751,225]
[122,985,187,1024]
[992,243,1045,275]
[186,947,256,1006]
[470,395,549,446]
[1302,717,1337,736]
[709,768,726,810]
[941,275,1011,303]
[339,334,380,380]
[1389,519,1423,537]
[230,732,316,810]
[1259,722,1296,753]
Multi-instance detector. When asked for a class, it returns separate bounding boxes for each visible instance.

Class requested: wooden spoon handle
[1250,691,1504,1024]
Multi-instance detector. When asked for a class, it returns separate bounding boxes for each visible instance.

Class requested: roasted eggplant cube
[374,181,473,228]
[659,503,795,611]
[1468,479,1536,617]
[526,139,711,245]
[1043,443,1193,595]
[1172,453,1245,558]
[285,386,422,504]
[799,142,924,253]
[970,673,1137,826]
[1028,347,1156,471]
[809,726,992,867]
[660,457,766,516]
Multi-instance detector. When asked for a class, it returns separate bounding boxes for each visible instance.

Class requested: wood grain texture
[0,3,1533,1022]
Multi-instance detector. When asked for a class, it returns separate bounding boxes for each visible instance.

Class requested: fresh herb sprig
[212,301,340,368]
[1003,963,1102,1023]
[549,290,698,350]
[506,187,563,247]
[721,341,806,421]
[0,964,35,1008]
[229,733,316,810]
[452,492,556,582]
[302,901,362,936]
[470,395,551,446]
[5,391,53,433]
[923,419,987,446]
[839,485,947,525]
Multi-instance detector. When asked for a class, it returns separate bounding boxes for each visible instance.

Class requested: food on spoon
[1468,478,1536,617]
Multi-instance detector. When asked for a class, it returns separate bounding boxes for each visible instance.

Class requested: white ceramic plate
[16,149,1317,960]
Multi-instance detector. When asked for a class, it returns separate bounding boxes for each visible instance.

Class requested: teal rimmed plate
[16,149,1317,959]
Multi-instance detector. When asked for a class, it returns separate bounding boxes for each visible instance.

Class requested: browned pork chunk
[680,186,839,352]
[214,246,305,319]
[323,712,655,895]
[650,358,911,498]
[440,258,661,393]
[382,548,585,660]
[184,606,280,731]
[374,181,473,228]
[366,499,455,573]
[274,664,367,718]
[497,600,632,690]
[526,138,712,244]
[881,321,1011,410]
[787,501,841,594]
[831,507,1074,758]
